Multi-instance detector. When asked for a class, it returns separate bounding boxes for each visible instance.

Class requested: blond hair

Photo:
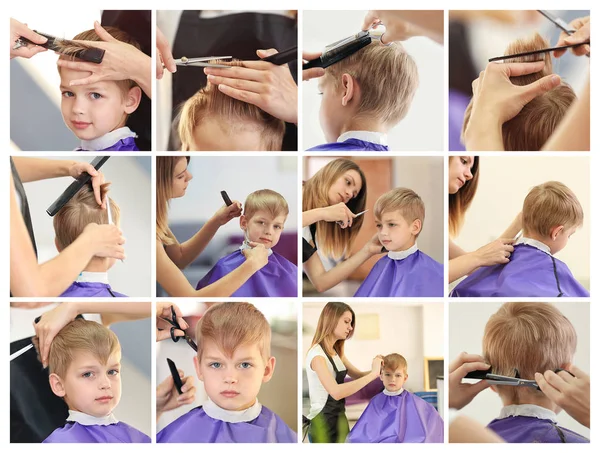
[33,318,120,378]
[310,302,355,358]
[522,181,583,238]
[325,41,418,126]
[374,188,424,237]
[462,33,576,151]
[383,353,407,373]
[448,156,480,237]
[244,189,289,220]
[195,302,271,362]
[54,183,120,250]
[483,303,576,403]
[156,156,189,245]
[303,158,367,258]
[177,60,285,151]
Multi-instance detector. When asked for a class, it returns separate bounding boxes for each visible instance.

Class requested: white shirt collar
[76,272,110,285]
[79,127,136,151]
[67,410,119,426]
[383,388,405,396]
[337,130,388,145]
[498,404,558,423]
[239,240,273,257]
[516,237,552,255]
[387,243,418,260]
[203,397,262,423]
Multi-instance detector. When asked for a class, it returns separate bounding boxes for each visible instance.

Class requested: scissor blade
[10,343,34,361]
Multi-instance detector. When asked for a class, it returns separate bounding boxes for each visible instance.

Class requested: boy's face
[194,339,275,411]
[318,76,345,142]
[171,157,193,199]
[549,225,578,255]
[191,119,265,151]
[327,170,362,206]
[51,350,122,418]
[376,210,419,252]
[240,210,287,249]
[381,366,408,391]
[60,67,128,141]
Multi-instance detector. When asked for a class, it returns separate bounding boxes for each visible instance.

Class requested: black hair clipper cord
[167,358,184,394]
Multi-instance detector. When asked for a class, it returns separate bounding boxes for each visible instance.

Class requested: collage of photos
[8,6,592,448]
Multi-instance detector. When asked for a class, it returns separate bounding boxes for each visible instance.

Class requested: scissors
[166,56,233,68]
[337,209,368,227]
[160,306,197,352]
[13,30,105,64]
[538,10,576,35]
[464,367,575,391]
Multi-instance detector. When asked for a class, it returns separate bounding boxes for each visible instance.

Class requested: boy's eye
[275,225,282,230]
[239,362,253,369]
[82,371,93,378]
[108,369,120,376]
[375,224,382,229]
[388,223,397,228]
[209,362,222,369]
[62,91,74,98]
[90,92,102,100]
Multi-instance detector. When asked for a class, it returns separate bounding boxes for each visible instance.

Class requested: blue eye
[209,362,222,369]
[239,362,252,369]
[82,371,93,378]
[108,369,119,376]
[389,223,397,227]
[90,92,102,100]
[62,91,74,98]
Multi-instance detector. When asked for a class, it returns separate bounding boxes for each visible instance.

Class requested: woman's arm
[311,356,379,401]
[499,211,522,239]
[303,203,356,228]
[449,238,467,260]
[342,355,380,380]
[448,239,514,284]
[11,158,73,182]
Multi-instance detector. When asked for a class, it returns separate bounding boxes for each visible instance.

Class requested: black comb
[303,33,372,70]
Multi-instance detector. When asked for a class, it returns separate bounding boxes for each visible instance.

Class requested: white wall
[453,156,590,289]
[449,302,590,438]
[303,10,444,151]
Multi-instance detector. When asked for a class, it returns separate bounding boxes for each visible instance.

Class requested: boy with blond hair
[157,302,296,443]
[481,303,588,443]
[35,318,149,442]
[355,188,443,297]
[196,189,297,297]
[451,181,588,297]
[347,353,443,443]
[308,42,418,151]
[54,183,126,297]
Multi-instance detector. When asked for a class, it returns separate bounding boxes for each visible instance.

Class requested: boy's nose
[72,98,86,114]
[224,375,238,384]
[99,376,111,389]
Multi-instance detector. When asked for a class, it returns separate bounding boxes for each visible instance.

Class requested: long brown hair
[303,158,367,258]
[156,156,190,245]
[310,302,355,358]
[449,156,479,237]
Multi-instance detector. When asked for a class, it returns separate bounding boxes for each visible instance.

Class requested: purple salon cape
[347,391,443,443]
[450,244,589,297]
[307,139,389,151]
[60,282,126,297]
[488,416,589,443]
[196,250,297,297]
[76,136,139,151]
[156,406,297,443]
[43,422,150,443]
[354,251,443,297]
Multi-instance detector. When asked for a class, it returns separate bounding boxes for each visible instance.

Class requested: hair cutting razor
[14,30,105,64]
[167,358,184,394]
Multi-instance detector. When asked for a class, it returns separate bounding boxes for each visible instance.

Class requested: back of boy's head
[522,181,583,238]
[244,189,289,221]
[53,183,120,250]
[374,188,425,236]
[177,60,285,151]
[325,42,418,126]
[462,33,576,151]
[33,318,120,378]
[195,302,271,363]
[483,302,576,403]
[383,353,407,373]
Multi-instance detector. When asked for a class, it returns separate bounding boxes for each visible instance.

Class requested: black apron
[308,348,349,443]
[169,11,297,150]
[10,157,36,257]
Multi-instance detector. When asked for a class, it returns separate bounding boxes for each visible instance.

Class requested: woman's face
[448,156,475,194]
[171,158,193,199]
[333,311,354,341]
[327,170,362,206]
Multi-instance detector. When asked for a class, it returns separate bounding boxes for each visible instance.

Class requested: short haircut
[483,303,576,403]
[53,183,120,250]
[374,188,425,237]
[195,302,271,362]
[33,318,121,378]
[462,33,576,151]
[56,27,141,95]
[177,60,285,151]
[244,189,289,221]
[522,181,583,238]
[325,41,418,126]
[383,353,407,373]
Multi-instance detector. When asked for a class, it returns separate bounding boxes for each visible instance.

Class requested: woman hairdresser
[10,158,125,297]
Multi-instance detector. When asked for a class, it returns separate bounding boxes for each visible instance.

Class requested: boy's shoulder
[60,281,127,298]
[307,139,389,151]
[488,416,589,443]
[44,421,150,443]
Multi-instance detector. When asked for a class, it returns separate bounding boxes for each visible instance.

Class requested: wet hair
[156,156,190,245]
[310,302,355,358]
[374,188,425,237]
[244,189,289,220]
[448,156,480,237]
[383,353,408,373]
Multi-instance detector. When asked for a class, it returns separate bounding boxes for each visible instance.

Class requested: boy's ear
[124,86,142,114]
[239,215,248,231]
[49,373,66,398]
[261,356,276,383]
[340,73,357,107]
[193,355,204,382]
[411,219,422,236]
[54,237,63,253]
[550,225,564,241]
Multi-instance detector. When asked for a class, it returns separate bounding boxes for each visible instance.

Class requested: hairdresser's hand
[212,201,243,226]
[370,356,384,376]
[362,233,386,256]
[156,302,188,342]
[34,303,79,368]
[204,48,298,124]
[156,372,196,420]
[156,27,176,79]
[449,352,492,410]
[362,10,444,45]
[554,16,590,58]
[81,223,126,260]
[10,18,48,59]
[302,51,325,81]
[535,365,590,428]
[56,21,151,98]
[320,202,356,228]
[68,162,107,208]
[242,242,269,271]
[474,238,515,267]
[464,61,561,151]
